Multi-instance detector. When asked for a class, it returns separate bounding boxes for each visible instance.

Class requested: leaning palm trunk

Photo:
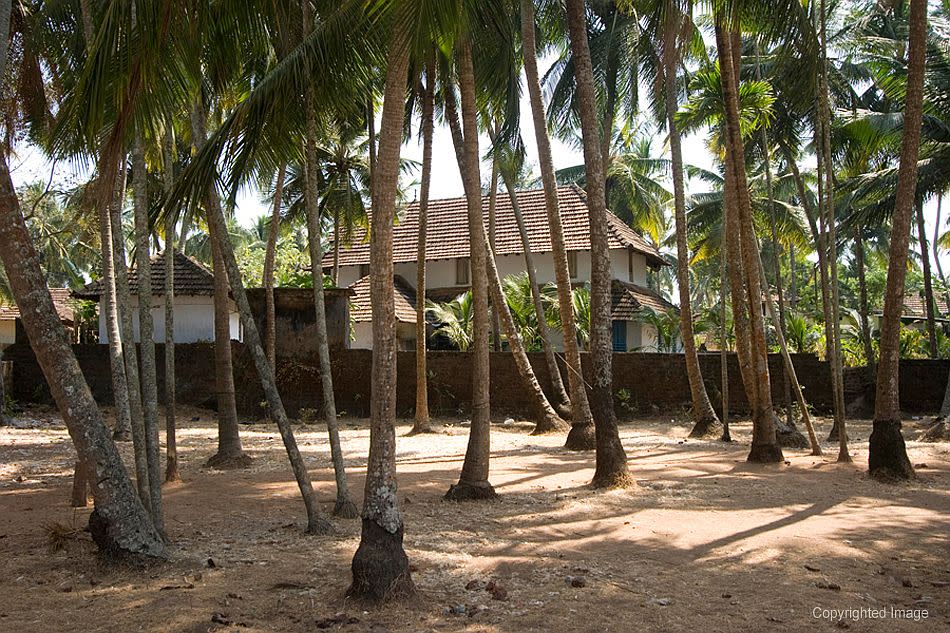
[521,0,594,448]
[719,238,731,443]
[818,0,849,461]
[0,156,166,562]
[111,161,151,506]
[870,0,927,482]
[191,102,332,533]
[756,251,822,455]
[132,136,165,535]
[347,19,415,603]
[715,19,783,463]
[484,239,568,434]
[915,201,938,358]
[412,64,434,435]
[162,132,180,483]
[101,173,133,442]
[488,150,502,351]
[854,229,876,371]
[565,0,631,487]
[263,163,286,370]
[661,64,720,439]
[500,173,572,417]
[444,40,496,501]
[304,90,357,519]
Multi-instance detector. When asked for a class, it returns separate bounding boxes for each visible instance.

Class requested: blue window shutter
[612,320,627,352]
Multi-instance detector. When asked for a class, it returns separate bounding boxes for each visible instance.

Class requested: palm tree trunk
[870,0,927,481]
[0,155,166,562]
[933,194,949,308]
[412,64,434,435]
[715,17,783,463]
[661,62,720,438]
[488,145,502,352]
[347,18,415,603]
[565,0,631,487]
[720,238,731,442]
[132,135,165,535]
[263,163,286,370]
[485,238,568,434]
[498,169,572,415]
[855,229,876,372]
[191,101,332,532]
[162,131,179,483]
[101,171,132,442]
[111,160,151,507]
[818,0,849,461]
[304,76,357,519]
[915,200,938,358]
[521,0,594,449]
[789,243,797,309]
[444,39,496,501]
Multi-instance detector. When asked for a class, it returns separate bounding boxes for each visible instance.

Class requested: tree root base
[554,402,573,420]
[531,416,570,435]
[347,519,415,606]
[204,452,253,470]
[564,423,596,451]
[688,415,723,439]
[305,515,335,535]
[920,419,950,442]
[747,443,785,463]
[88,508,168,565]
[868,419,915,481]
[591,468,634,489]
[333,498,360,519]
[444,480,497,501]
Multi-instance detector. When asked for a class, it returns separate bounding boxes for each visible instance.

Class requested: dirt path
[1,408,948,632]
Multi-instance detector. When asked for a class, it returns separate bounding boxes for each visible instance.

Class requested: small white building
[0,288,77,348]
[327,185,674,351]
[75,250,241,344]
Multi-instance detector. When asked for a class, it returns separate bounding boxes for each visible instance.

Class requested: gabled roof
[324,185,667,269]
[611,280,676,320]
[74,250,216,300]
[899,292,950,319]
[0,288,76,323]
[348,275,416,324]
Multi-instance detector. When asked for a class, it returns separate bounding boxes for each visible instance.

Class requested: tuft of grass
[43,521,87,553]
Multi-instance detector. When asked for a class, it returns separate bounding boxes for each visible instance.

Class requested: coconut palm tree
[564,0,631,487]
[869,0,928,482]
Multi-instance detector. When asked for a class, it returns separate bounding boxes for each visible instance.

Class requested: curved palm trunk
[485,239,568,434]
[304,89,357,519]
[0,157,166,562]
[818,0,849,460]
[870,0,927,482]
[720,239,731,442]
[347,21,415,603]
[660,64,720,438]
[565,0,631,487]
[191,102,332,533]
[111,161,151,506]
[715,18,782,463]
[915,201,938,358]
[263,163,286,370]
[412,65,434,435]
[132,137,164,536]
[444,40,496,501]
[521,0,594,448]
[101,174,132,442]
[855,229,876,373]
[162,132,180,483]
[499,171,572,415]
[488,150,502,352]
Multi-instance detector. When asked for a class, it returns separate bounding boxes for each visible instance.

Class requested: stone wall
[5,343,947,418]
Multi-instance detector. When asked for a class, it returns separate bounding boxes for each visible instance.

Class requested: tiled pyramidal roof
[74,250,216,299]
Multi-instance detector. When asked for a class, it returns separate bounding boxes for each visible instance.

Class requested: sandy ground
[0,406,948,633]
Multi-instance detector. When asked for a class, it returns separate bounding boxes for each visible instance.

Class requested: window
[359,263,371,278]
[456,257,470,285]
[628,250,634,281]
[568,251,578,278]
[612,321,627,352]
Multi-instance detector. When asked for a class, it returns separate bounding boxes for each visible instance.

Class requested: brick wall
[4,343,947,418]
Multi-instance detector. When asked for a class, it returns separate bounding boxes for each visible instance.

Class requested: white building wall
[97,295,241,344]
[0,320,15,346]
